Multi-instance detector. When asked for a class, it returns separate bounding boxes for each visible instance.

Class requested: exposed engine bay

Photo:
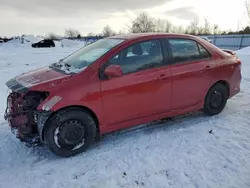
[4,91,49,144]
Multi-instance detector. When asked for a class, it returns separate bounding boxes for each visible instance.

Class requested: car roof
[108,33,197,41]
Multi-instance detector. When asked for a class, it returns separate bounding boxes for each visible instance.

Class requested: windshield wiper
[50,62,61,68]
[51,59,64,68]
[64,63,71,68]
[65,63,71,67]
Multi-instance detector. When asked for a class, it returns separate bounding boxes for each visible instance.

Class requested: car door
[167,38,213,110]
[100,39,171,126]
[38,40,44,47]
[44,40,50,47]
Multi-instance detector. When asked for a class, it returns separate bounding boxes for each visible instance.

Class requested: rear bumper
[229,62,242,98]
[229,86,240,98]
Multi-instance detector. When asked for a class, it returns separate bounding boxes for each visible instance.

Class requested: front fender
[37,110,52,143]
[37,96,105,130]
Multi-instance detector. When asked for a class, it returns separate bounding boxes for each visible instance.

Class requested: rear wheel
[203,83,228,116]
[44,108,96,157]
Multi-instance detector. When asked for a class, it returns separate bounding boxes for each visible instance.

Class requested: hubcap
[209,90,223,109]
[54,120,85,150]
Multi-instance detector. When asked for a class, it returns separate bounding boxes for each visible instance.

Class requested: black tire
[203,83,228,116]
[44,107,96,157]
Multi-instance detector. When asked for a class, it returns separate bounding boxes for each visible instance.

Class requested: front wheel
[203,83,228,116]
[44,108,96,157]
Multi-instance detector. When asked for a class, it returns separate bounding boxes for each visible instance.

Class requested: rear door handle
[158,74,168,80]
[206,65,211,69]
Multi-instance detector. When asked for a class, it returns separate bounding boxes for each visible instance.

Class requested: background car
[32,39,55,48]
[200,36,213,43]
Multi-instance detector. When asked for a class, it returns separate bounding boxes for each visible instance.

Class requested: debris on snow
[72,172,86,180]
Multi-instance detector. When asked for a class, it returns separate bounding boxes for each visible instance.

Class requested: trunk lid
[222,49,236,56]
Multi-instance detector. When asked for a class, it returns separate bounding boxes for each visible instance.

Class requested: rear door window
[168,39,211,63]
[198,44,211,58]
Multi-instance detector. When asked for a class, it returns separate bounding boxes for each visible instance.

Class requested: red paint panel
[101,66,171,126]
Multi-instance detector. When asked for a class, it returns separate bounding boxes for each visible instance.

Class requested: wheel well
[41,105,100,141]
[212,80,230,98]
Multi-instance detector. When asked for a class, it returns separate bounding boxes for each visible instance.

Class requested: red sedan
[5,33,242,157]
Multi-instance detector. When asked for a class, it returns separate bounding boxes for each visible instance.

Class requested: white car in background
[200,36,213,43]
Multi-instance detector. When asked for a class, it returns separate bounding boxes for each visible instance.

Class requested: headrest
[149,43,160,56]
[132,44,142,56]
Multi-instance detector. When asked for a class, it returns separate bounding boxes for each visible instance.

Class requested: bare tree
[87,32,95,37]
[187,19,199,35]
[244,0,250,27]
[65,29,80,38]
[197,26,204,35]
[172,25,185,34]
[203,18,211,35]
[45,32,61,40]
[213,24,221,35]
[165,20,173,33]
[154,19,172,33]
[102,25,115,37]
[246,0,250,20]
[117,30,126,35]
[155,19,165,32]
[124,13,222,35]
[128,12,155,33]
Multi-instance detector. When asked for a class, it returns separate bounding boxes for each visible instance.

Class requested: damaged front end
[4,65,72,145]
[4,91,50,144]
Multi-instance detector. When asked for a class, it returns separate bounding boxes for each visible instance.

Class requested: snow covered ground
[0,44,250,188]
[2,35,85,48]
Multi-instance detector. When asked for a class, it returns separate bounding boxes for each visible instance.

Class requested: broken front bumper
[4,90,51,144]
[4,109,52,144]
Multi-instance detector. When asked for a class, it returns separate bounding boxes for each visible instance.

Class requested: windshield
[52,38,124,74]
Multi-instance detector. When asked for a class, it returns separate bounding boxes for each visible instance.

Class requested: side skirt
[99,101,204,135]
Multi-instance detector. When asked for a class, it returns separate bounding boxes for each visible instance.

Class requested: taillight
[236,58,241,70]
[236,58,241,64]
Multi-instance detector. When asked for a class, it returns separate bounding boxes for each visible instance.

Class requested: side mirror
[104,65,122,78]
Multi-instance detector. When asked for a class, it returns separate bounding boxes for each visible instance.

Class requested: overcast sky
[0,0,247,37]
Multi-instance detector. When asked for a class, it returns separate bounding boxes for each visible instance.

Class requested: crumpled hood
[6,66,71,92]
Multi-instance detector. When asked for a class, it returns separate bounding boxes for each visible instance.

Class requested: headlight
[42,96,62,111]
